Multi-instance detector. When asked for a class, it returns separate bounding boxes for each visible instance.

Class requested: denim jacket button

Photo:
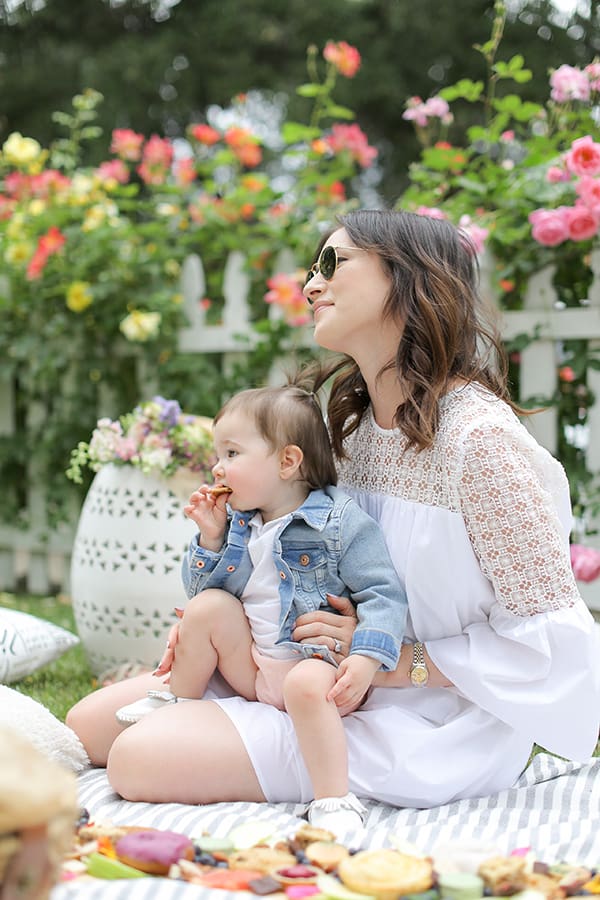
[239,519,245,526]
[227,565,236,572]
[196,560,205,569]
[299,554,310,566]
[313,653,323,659]
[279,571,286,579]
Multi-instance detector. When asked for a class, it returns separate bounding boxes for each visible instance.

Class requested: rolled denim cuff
[349,629,400,671]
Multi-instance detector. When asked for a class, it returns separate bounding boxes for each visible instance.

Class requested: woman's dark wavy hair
[307,209,525,458]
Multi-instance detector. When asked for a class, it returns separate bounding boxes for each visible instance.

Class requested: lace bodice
[337,383,579,617]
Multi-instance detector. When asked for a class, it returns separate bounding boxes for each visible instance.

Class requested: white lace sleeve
[426,415,600,760]
[457,420,579,616]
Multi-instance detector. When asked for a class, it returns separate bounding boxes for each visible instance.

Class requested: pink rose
[575,176,600,213]
[415,206,447,219]
[423,96,453,124]
[546,165,570,184]
[563,204,600,241]
[585,62,600,91]
[550,64,591,103]
[528,208,569,246]
[458,214,489,255]
[570,543,600,583]
[564,135,600,177]
[110,128,145,161]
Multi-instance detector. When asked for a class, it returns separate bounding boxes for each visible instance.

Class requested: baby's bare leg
[283,659,348,798]
[169,589,257,701]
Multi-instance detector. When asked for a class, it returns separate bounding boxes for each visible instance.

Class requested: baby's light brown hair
[214,377,337,490]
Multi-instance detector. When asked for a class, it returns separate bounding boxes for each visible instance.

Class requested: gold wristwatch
[410,642,429,687]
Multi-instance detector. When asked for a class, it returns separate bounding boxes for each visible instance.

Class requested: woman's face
[302,227,397,359]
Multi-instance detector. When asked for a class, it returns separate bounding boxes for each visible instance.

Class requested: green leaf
[440,79,484,103]
[325,103,355,120]
[296,83,325,98]
[493,55,532,82]
[282,122,322,143]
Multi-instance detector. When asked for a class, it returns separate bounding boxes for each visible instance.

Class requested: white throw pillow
[0,607,79,684]
[0,686,90,773]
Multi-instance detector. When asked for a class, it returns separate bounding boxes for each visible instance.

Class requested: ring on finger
[333,639,343,654]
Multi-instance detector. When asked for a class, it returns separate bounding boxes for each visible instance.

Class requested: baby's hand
[183,484,228,549]
[153,619,180,682]
[327,654,380,709]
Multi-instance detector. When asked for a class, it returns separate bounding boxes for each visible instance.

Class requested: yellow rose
[27,199,46,217]
[82,205,106,232]
[164,259,181,277]
[66,281,93,313]
[119,310,161,342]
[4,241,34,265]
[6,213,25,240]
[2,132,42,167]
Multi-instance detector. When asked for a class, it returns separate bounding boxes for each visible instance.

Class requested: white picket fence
[2,248,600,610]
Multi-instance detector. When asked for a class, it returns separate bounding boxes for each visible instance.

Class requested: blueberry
[193,850,217,865]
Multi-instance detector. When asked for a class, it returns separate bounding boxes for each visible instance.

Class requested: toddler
[116,380,407,837]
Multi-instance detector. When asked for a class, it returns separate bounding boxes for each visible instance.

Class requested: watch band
[410,641,429,687]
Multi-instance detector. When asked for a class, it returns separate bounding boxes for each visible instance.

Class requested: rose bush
[0,41,377,527]
[397,0,600,548]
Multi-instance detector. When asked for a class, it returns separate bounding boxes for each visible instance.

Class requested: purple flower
[153,395,181,427]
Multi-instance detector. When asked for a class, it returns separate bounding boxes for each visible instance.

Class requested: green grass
[2,591,97,721]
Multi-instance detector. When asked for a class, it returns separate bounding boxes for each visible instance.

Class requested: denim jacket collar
[229,488,333,533]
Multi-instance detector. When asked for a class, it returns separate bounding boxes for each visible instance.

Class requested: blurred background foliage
[0,0,597,202]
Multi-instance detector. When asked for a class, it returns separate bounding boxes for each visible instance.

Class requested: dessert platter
[56,813,600,900]
[41,749,600,900]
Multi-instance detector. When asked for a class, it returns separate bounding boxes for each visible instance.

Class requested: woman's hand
[292,592,358,664]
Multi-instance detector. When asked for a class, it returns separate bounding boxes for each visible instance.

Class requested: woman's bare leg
[66,672,173,766]
[107,700,265,803]
[169,589,257,701]
[283,659,348,799]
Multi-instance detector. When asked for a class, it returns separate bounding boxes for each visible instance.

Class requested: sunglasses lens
[320,246,337,280]
[304,266,317,286]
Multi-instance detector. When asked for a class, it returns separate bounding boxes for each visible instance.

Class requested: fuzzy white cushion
[0,685,90,773]
[0,607,79,684]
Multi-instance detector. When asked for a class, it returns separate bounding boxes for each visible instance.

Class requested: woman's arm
[294,596,453,687]
[372,642,453,688]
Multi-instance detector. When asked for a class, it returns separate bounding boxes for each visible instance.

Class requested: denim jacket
[182,486,407,671]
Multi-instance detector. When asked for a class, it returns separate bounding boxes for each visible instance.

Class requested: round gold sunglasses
[304,245,365,288]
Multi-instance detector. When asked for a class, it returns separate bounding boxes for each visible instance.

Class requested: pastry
[228,845,296,874]
[208,484,232,496]
[304,840,350,872]
[292,823,336,849]
[0,727,78,900]
[114,828,194,875]
[338,849,434,900]
[478,855,528,895]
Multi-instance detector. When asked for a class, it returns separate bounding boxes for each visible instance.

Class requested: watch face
[411,665,428,686]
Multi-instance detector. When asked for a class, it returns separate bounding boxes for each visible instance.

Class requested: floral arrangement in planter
[66,396,214,485]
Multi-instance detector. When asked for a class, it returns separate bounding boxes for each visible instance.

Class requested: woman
[67,209,600,808]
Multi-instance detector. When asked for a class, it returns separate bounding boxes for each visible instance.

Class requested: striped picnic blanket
[52,752,600,900]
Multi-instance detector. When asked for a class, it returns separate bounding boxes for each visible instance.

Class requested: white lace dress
[211,383,600,808]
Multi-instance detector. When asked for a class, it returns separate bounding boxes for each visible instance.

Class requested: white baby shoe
[307,792,367,844]
[115,689,178,725]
